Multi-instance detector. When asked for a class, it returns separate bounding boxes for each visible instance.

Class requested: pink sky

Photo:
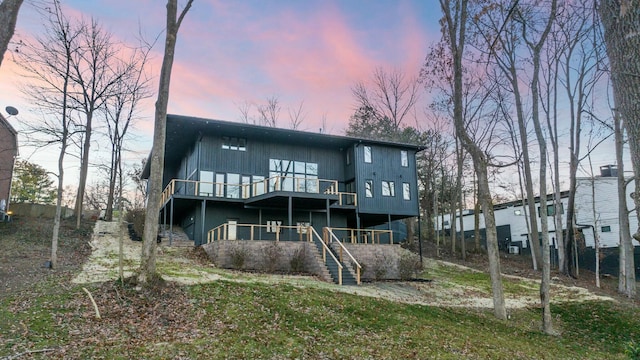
[0,0,441,178]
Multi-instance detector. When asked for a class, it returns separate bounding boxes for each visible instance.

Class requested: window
[539,203,564,217]
[401,150,408,167]
[241,176,251,199]
[346,150,351,165]
[266,220,282,233]
[253,175,265,196]
[297,222,310,234]
[199,171,214,196]
[365,180,373,198]
[215,173,225,197]
[269,158,319,193]
[226,173,240,199]
[601,225,611,233]
[403,182,410,200]
[382,181,395,197]
[364,146,372,163]
[222,136,246,151]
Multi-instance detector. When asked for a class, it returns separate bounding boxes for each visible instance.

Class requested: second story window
[382,180,395,197]
[403,182,411,200]
[222,136,246,151]
[364,145,372,163]
[401,150,408,167]
[365,180,373,198]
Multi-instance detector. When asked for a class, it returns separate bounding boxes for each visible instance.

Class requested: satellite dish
[5,106,18,116]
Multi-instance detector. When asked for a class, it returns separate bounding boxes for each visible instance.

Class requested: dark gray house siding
[144,115,423,246]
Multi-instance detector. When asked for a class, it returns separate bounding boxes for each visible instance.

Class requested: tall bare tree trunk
[614,111,636,297]
[440,0,506,319]
[0,0,23,68]
[139,0,193,284]
[599,0,640,294]
[521,0,557,334]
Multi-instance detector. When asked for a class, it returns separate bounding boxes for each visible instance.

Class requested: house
[437,165,640,276]
[142,115,424,284]
[0,113,18,220]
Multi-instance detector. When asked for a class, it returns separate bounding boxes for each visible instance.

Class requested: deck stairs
[311,234,358,286]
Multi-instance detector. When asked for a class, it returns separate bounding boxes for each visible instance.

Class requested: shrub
[289,246,307,273]
[398,252,423,280]
[263,242,281,272]
[370,251,392,281]
[229,244,248,270]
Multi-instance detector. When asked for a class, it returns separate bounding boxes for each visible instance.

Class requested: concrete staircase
[158,226,193,247]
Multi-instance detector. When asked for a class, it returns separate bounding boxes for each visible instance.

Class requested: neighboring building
[142,115,423,247]
[0,113,18,217]
[436,165,640,276]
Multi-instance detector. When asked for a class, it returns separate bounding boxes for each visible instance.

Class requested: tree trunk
[0,0,23,68]
[139,0,193,284]
[75,111,93,228]
[599,0,640,295]
[440,0,506,320]
[615,111,636,297]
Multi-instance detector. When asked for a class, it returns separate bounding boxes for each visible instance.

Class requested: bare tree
[614,112,636,297]
[599,1,640,298]
[139,0,193,285]
[288,101,306,130]
[70,18,130,229]
[352,67,419,140]
[14,1,82,269]
[103,42,153,221]
[518,0,558,335]
[438,0,506,320]
[0,0,23,68]
[256,96,280,127]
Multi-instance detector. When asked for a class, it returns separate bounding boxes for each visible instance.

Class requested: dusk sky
[0,1,625,197]
[1,0,441,176]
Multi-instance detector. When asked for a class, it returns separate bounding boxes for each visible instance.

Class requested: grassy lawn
[1,277,639,359]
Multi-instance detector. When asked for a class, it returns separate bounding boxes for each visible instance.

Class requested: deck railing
[323,228,361,285]
[207,223,313,243]
[162,176,356,206]
[325,227,394,244]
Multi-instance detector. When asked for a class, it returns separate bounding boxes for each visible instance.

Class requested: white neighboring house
[435,165,639,253]
[574,174,638,249]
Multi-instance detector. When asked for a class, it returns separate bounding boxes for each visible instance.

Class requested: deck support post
[288,196,293,241]
[201,199,206,246]
[169,197,175,245]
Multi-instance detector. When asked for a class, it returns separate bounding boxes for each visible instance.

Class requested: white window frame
[365,180,373,198]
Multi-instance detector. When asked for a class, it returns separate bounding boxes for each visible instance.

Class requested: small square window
[601,225,611,233]
[401,150,408,167]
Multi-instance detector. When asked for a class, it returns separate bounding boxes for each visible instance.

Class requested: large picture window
[269,158,318,193]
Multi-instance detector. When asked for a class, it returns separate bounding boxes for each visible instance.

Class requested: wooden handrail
[325,228,361,285]
[310,227,343,285]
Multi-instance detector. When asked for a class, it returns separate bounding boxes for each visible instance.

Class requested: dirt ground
[1,216,636,308]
